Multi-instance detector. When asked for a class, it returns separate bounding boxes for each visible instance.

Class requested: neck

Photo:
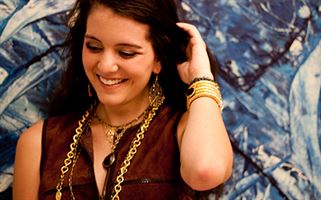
[96,99,150,127]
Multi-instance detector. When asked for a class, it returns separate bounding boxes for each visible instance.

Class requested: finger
[176,22,200,37]
[176,22,205,46]
[176,61,190,84]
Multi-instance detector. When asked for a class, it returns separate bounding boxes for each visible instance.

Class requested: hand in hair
[176,22,214,84]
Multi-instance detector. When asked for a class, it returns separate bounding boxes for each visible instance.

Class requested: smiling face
[82,4,161,110]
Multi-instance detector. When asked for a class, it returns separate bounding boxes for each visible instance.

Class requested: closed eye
[85,43,103,52]
[119,51,138,59]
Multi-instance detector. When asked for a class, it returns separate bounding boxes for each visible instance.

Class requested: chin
[96,95,119,106]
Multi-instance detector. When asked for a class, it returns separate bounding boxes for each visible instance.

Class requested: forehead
[86,4,151,43]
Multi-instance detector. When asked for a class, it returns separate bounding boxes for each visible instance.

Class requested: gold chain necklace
[68,149,81,200]
[111,94,164,199]
[55,111,90,200]
[55,95,164,200]
[93,108,149,168]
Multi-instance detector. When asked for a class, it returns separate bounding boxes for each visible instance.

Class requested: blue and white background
[0,0,320,199]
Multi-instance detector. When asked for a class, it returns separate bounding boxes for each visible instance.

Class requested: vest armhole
[172,111,185,151]
[172,111,184,136]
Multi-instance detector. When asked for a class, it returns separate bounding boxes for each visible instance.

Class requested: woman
[13,0,233,199]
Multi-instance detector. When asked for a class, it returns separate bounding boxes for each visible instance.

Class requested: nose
[97,51,119,73]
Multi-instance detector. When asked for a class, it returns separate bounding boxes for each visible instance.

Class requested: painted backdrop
[0,0,320,199]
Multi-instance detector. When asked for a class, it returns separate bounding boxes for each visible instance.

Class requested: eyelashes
[118,51,138,58]
[85,43,102,52]
[85,43,139,59]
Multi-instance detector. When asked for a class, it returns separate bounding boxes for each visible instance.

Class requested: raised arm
[13,121,43,200]
[176,22,233,191]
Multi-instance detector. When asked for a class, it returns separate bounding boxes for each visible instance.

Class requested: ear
[152,60,162,74]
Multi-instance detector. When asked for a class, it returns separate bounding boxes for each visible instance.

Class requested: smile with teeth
[98,75,125,86]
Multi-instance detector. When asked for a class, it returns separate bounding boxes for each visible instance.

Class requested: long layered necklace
[55,92,164,200]
[93,108,148,168]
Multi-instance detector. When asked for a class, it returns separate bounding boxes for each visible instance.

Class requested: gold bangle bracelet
[191,83,220,90]
[187,93,223,110]
[190,80,219,87]
[186,80,223,111]
[187,90,222,100]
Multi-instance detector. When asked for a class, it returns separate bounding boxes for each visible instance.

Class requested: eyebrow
[84,34,143,49]
[84,34,99,41]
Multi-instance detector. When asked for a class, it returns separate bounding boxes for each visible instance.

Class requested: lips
[98,75,126,86]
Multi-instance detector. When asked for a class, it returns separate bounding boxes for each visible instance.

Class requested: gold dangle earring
[149,75,165,106]
[88,84,93,97]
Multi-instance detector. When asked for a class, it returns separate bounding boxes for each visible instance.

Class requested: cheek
[82,49,95,72]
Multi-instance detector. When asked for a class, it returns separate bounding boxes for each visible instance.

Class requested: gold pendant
[106,127,116,143]
[55,190,62,200]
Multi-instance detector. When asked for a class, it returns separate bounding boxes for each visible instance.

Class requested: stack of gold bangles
[186,78,223,111]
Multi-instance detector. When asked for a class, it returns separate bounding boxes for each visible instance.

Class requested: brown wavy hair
[49,0,218,115]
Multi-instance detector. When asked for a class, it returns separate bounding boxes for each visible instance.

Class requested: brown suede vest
[39,105,199,199]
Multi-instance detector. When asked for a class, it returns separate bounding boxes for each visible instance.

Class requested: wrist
[186,79,223,111]
[189,73,214,84]
[190,76,214,85]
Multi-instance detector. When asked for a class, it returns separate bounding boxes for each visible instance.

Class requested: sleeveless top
[38,105,204,199]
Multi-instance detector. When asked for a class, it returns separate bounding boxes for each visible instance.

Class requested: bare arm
[176,22,233,191]
[13,120,43,200]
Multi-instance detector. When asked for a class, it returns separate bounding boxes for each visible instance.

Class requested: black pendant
[103,153,116,168]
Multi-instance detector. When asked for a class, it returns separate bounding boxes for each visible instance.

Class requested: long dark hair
[49,0,218,116]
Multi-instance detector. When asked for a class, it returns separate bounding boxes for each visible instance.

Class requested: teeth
[99,76,123,85]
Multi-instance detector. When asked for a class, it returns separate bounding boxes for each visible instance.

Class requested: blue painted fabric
[0,0,320,199]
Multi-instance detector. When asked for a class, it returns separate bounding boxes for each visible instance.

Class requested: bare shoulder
[17,120,44,148]
[13,120,44,199]
[15,120,44,165]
